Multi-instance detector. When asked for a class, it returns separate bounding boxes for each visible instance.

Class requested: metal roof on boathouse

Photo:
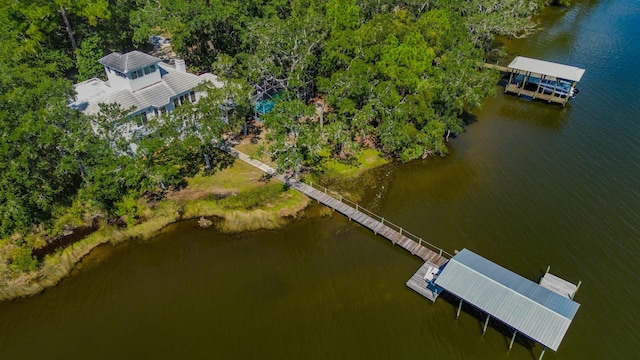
[508,56,586,82]
[434,248,580,351]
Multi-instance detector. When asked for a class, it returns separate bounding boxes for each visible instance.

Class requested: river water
[2,1,639,358]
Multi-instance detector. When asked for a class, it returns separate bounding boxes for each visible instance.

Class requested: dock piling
[509,330,518,350]
[539,347,547,360]
[483,314,491,335]
[571,280,582,299]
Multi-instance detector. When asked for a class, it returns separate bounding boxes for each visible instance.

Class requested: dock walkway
[484,63,510,72]
[221,145,449,268]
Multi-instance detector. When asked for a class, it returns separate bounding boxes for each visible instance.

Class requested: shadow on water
[437,290,539,359]
[462,111,479,126]
[497,95,569,130]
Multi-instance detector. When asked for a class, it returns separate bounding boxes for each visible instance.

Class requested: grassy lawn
[323,149,388,179]
[185,161,265,194]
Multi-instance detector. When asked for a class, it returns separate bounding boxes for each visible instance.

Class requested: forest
[0,0,570,276]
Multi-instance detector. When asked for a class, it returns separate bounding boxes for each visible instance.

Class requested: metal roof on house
[434,249,580,351]
[99,51,161,73]
[71,62,222,116]
[508,56,585,82]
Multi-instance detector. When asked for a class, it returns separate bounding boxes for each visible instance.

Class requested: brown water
[2,1,640,359]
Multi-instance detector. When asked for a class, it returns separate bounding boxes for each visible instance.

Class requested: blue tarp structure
[254,100,275,114]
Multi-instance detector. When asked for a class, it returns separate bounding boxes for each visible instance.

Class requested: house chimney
[175,57,187,73]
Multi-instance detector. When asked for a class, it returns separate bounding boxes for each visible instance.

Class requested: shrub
[10,245,38,273]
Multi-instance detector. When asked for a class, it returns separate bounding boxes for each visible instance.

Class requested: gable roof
[99,51,161,73]
[508,56,585,82]
[434,249,580,351]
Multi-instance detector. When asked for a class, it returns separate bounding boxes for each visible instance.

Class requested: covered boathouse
[504,56,586,105]
[427,249,580,359]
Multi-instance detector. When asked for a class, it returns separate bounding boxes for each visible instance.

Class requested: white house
[70,50,222,120]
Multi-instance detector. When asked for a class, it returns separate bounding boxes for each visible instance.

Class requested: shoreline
[0,146,385,302]
[0,191,309,302]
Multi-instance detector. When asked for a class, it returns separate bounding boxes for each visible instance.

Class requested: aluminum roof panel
[434,249,580,351]
[508,56,585,82]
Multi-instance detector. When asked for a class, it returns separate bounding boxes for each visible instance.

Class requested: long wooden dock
[289,181,449,266]
[221,145,449,269]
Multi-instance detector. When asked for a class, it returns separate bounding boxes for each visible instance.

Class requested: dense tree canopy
[0,0,569,240]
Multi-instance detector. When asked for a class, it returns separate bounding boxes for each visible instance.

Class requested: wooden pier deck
[222,146,450,268]
[540,272,581,299]
[406,262,439,302]
[485,63,569,105]
[505,84,568,105]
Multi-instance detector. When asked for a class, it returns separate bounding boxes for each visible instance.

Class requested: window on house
[150,65,156,72]
[106,67,111,73]
[144,66,151,75]
[190,91,196,102]
[173,98,179,108]
[131,71,138,79]
[115,70,125,78]
[136,69,144,78]
[160,106,166,114]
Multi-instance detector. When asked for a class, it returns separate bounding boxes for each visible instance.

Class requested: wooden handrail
[303,179,453,258]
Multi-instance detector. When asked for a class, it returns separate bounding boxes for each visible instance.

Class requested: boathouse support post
[551,81,558,103]
[506,70,514,93]
[534,74,544,98]
[539,346,547,360]
[571,280,582,299]
[456,299,463,319]
[399,228,403,235]
[509,330,518,350]
[519,71,530,95]
[545,265,550,273]
[483,314,491,335]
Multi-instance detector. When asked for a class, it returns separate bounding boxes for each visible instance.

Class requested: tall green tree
[430,0,544,48]
[3,0,110,52]
[243,5,326,100]
[76,34,105,80]
[0,66,88,236]
[261,98,321,175]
